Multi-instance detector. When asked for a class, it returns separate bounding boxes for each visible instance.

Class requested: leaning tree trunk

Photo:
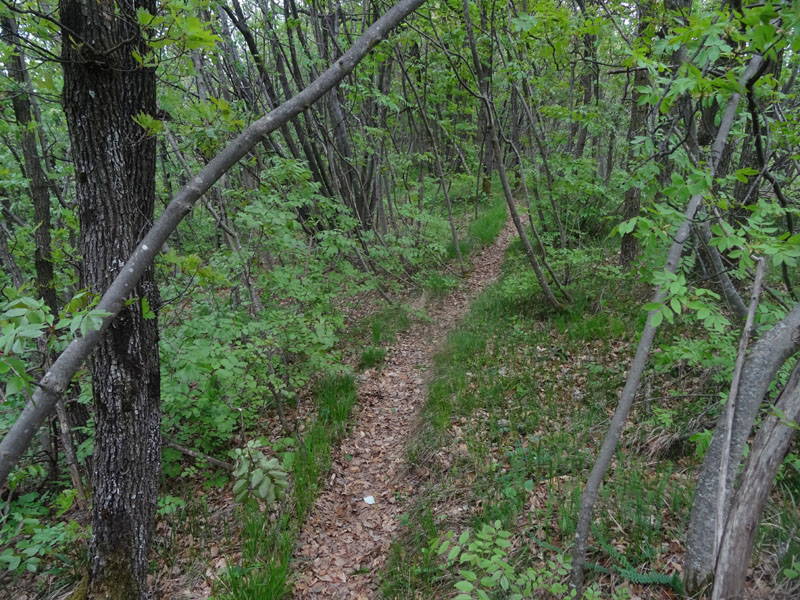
[684,300,800,595]
[570,54,765,597]
[60,0,161,597]
[713,358,800,600]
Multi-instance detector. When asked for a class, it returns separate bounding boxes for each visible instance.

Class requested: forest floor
[291,218,515,599]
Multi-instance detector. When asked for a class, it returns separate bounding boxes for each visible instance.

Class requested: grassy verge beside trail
[382,238,692,599]
[213,196,509,600]
[416,194,507,298]
[214,374,357,599]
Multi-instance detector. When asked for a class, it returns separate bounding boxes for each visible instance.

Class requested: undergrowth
[447,195,507,261]
[383,238,694,599]
[214,374,356,599]
[213,195,509,599]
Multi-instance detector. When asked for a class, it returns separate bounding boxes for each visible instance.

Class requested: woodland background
[0,0,799,598]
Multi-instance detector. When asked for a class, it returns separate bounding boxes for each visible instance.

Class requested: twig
[162,437,234,471]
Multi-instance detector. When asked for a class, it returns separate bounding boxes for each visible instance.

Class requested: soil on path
[292,220,515,599]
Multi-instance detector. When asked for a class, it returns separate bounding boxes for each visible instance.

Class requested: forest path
[292,218,515,599]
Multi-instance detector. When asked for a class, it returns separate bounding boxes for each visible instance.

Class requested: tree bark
[712,359,800,600]
[714,257,765,560]
[684,300,800,594]
[619,43,649,267]
[59,0,161,596]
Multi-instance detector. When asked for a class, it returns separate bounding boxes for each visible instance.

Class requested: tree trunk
[569,54,765,597]
[713,359,800,600]
[619,2,651,269]
[1,16,58,315]
[60,0,161,597]
[460,0,563,311]
[684,300,800,595]
[3,13,87,503]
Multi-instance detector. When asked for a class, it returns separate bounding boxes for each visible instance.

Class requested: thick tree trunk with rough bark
[60,0,161,597]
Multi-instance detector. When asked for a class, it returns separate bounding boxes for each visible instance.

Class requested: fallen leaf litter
[292,220,514,599]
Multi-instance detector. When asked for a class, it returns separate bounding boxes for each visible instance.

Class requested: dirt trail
[292,220,515,599]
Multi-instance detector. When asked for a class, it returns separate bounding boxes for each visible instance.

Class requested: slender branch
[714,257,765,560]
[162,437,234,471]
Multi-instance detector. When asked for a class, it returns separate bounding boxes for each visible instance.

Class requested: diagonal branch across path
[293,220,514,599]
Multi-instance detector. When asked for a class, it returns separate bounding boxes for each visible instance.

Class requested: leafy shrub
[431,522,629,600]
[231,441,290,509]
[0,485,86,576]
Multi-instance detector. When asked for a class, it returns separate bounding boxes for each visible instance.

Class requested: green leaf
[650,310,663,328]
[0,549,21,571]
[232,479,248,494]
[448,545,461,561]
[6,376,24,396]
[141,297,156,319]
[455,580,475,592]
[618,218,637,235]
[250,468,265,488]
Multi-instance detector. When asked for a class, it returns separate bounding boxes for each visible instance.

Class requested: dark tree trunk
[3,14,88,502]
[2,16,58,315]
[620,3,651,269]
[60,0,161,597]
[619,66,649,268]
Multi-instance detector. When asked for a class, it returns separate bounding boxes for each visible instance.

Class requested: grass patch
[383,240,695,599]
[416,272,459,297]
[215,375,357,599]
[447,196,507,260]
[358,346,386,370]
[368,305,411,345]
